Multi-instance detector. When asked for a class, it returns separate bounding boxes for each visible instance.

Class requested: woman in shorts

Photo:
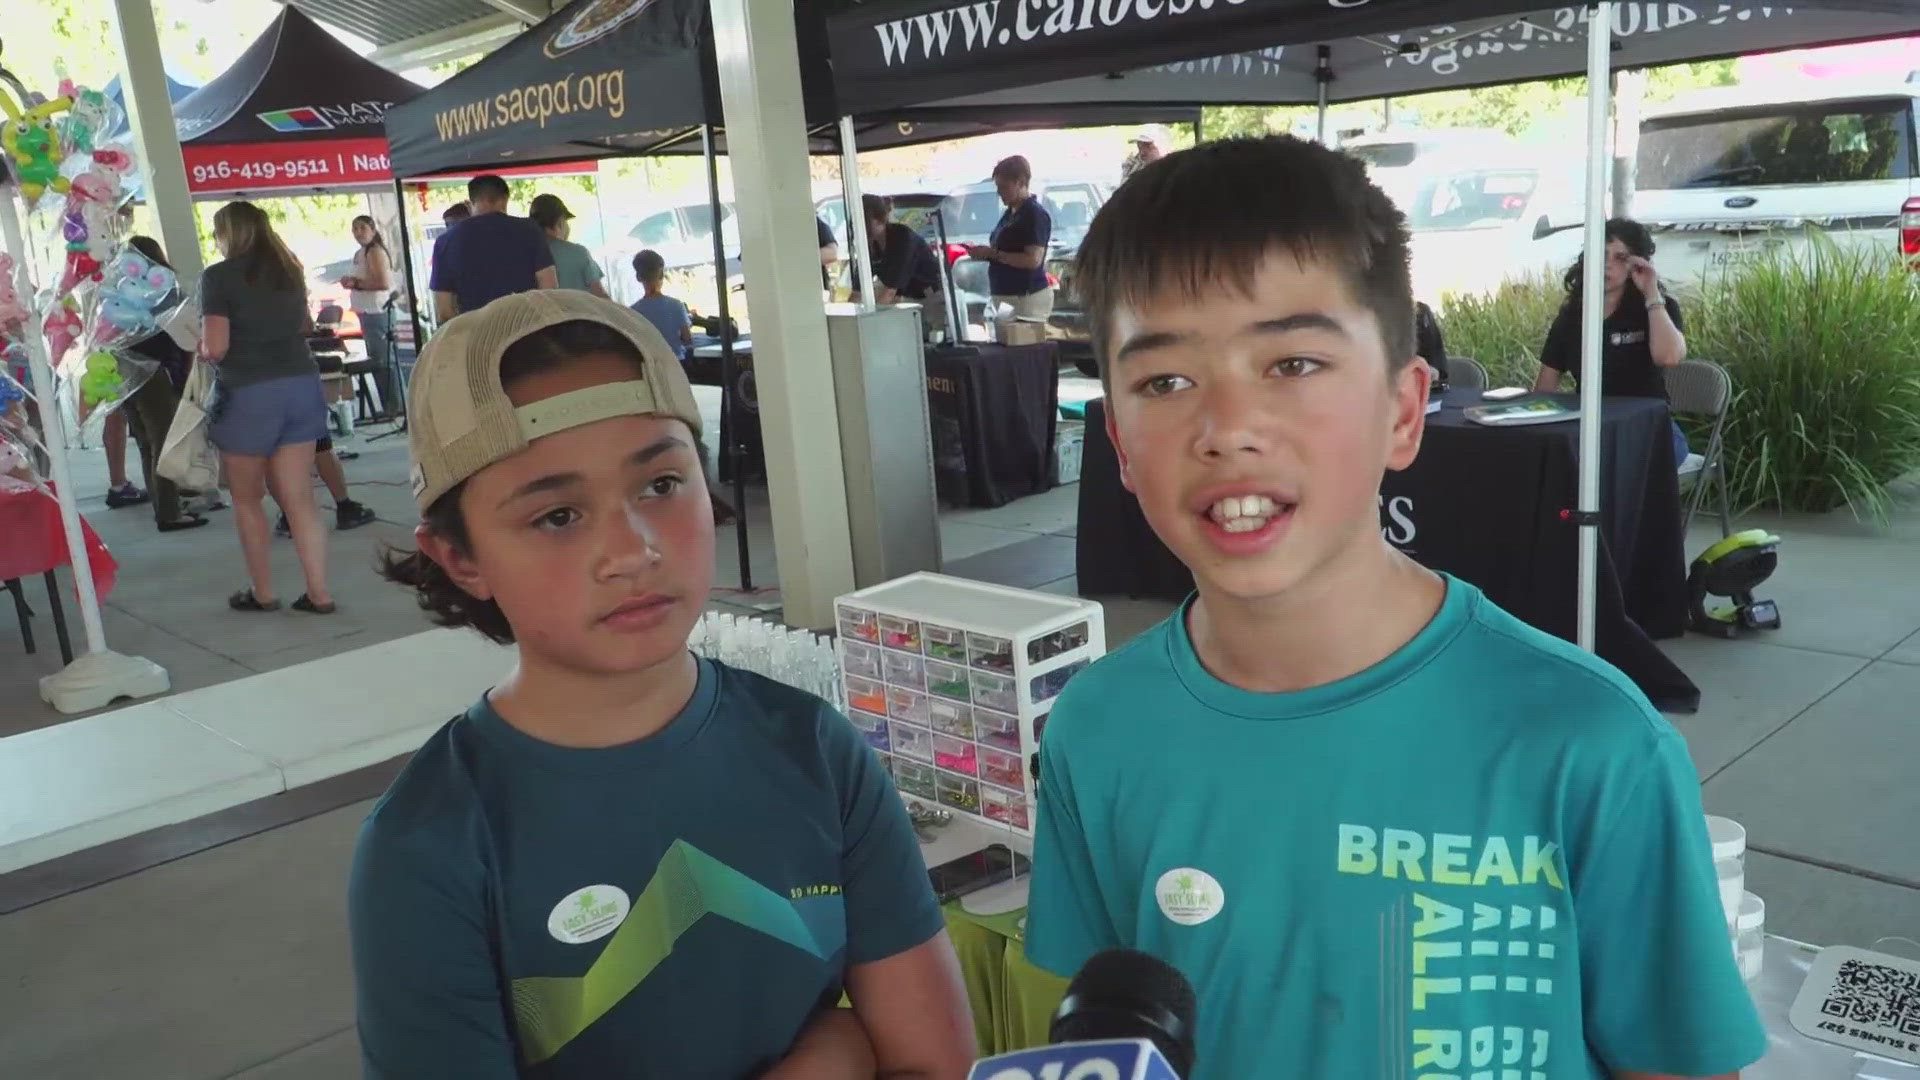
[199,201,335,614]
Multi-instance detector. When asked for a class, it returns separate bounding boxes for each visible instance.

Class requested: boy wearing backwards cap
[350,291,974,1077]
[1023,137,1764,1079]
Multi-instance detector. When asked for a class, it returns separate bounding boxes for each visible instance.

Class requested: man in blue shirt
[966,155,1053,321]
[1024,137,1764,1080]
[429,174,557,322]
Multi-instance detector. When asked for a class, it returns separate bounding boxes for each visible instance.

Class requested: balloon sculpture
[59,151,129,292]
[56,81,113,156]
[93,247,178,347]
[0,253,27,338]
[1,91,72,206]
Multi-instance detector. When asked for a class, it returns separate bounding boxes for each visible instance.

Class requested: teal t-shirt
[349,658,944,1078]
[1026,577,1764,1079]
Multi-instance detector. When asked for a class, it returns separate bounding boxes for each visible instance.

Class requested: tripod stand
[363,294,410,442]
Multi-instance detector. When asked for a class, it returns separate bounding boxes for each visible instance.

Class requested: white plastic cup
[1707,815,1746,925]
[1734,891,1765,981]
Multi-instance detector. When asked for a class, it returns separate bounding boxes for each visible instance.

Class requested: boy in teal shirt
[1024,137,1764,1079]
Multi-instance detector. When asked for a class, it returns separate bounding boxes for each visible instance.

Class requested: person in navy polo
[966,155,1053,322]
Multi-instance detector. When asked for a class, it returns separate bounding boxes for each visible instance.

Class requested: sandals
[292,594,337,615]
[158,515,209,533]
[228,588,281,612]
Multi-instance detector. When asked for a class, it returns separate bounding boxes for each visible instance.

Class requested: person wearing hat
[530,193,609,298]
[1121,125,1168,180]
[352,291,974,1078]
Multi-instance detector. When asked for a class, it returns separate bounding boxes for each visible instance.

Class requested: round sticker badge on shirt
[1155,868,1225,926]
[547,884,632,945]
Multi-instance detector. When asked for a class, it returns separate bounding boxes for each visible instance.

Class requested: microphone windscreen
[1050,949,1196,1076]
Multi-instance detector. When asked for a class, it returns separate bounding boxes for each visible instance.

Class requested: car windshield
[1346,142,1418,169]
[1403,170,1539,230]
[941,190,1007,237]
[888,195,946,241]
[1638,98,1914,188]
[628,211,678,245]
[1045,185,1098,238]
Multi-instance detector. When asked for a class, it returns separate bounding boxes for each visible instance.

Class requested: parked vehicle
[599,199,741,306]
[1399,150,1585,309]
[1632,82,1920,285]
[1342,128,1522,211]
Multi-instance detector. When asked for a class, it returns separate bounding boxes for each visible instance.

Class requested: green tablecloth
[941,902,1070,1055]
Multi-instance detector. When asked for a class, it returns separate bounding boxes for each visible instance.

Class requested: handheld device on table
[928,843,1030,904]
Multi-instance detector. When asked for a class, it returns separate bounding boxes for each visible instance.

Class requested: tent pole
[391,178,425,410]
[1575,1,1614,653]
[839,116,878,312]
[1192,116,1203,145]
[703,121,753,592]
[1314,45,1331,144]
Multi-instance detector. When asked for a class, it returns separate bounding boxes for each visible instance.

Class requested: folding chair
[1448,356,1488,392]
[1664,359,1734,537]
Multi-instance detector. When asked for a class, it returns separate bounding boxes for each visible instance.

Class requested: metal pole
[1575,1,1614,653]
[839,115,878,312]
[392,179,424,406]
[703,121,753,592]
[1315,45,1332,144]
[1192,116,1203,145]
[0,186,107,654]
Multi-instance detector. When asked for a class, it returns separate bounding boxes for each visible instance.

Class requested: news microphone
[966,949,1197,1080]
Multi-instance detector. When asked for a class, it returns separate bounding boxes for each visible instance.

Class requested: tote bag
[157,358,219,490]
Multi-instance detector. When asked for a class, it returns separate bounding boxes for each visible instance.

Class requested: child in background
[352,291,972,1078]
[1023,137,1763,1080]
[629,249,692,366]
[629,248,734,525]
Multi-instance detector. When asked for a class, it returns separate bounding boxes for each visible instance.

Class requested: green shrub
[1689,233,1920,521]
[1436,272,1564,389]
[1437,236,1920,521]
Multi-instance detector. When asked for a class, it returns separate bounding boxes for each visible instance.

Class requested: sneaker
[336,500,376,530]
[275,513,291,537]
[105,482,150,509]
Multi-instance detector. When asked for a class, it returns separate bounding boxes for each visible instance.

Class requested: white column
[110,0,203,281]
[1575,2,1615,653]
[708,0,856,628]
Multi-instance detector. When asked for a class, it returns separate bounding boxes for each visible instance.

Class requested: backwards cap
[406,290,702,514]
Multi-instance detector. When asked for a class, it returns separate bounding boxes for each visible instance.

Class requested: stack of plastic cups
[1706,815,1763,981]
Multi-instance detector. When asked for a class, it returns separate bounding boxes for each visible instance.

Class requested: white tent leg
[1576,2,1615,653]
[1314,45,1331,144]
[839,115,879,313]
[0,187,169,712]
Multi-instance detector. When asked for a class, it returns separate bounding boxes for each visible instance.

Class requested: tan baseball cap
[406,290,703,514]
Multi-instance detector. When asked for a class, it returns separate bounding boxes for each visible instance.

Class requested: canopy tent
[824,0,1920,689]
[382,0,1196,178]
[829,0,1920,111]
[101,71,198,142]
[172,6,424,197]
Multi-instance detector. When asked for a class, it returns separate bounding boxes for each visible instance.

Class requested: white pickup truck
[1633,82,1920,285]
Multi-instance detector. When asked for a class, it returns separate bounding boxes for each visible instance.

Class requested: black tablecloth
[1076,391,1698,712]
[925,342,1059,508]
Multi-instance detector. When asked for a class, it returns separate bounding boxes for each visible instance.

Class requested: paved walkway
[0,412,1914,1078]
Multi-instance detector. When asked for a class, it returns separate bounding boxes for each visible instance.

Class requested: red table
[0,486,118,665]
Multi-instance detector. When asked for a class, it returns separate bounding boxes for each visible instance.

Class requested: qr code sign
[1822,959,1920,1037]
[1791,945,1920,1066]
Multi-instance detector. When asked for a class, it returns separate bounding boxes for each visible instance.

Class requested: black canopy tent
[172,6,425,198]
[830,0,1920,112]
[826,0,1920,705]
[384,0,1199,591]
[382,0,1196,176]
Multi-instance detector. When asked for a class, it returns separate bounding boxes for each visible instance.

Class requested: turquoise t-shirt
[1026,577,1764,1080]
[349,658,944,1078]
